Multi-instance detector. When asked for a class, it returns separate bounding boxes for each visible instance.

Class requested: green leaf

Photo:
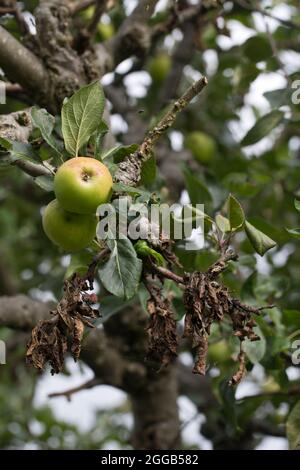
[245,220,276,256]
[234,63,260,95]
[263,88,292,108]
[248,216,289,244]
[183,167,212,206]
[31,107,62,155]
[0,138,41,164]
[61,80,105,156]
[228,194,245,231]
[112,182,151,199]
[223,172,259,198]
[219,380,238,431]
[33,175,54,192]
[99,236,142,300]
[0,154,13,167]
[95,296,136,325]
[243,35,272,63]
[295,199,300,212]
[93,120,109,160]
[241,110,284,147]
[111,144,139,163]
[282,309,300,330]
[134,240,164,266]
[243,326,266,364]
[215,214,231,233]
[65,251,94,279]
[0,137,11,150]
[0,138,14,166]
[286,228,300,239]
[138,284,150,313]
[287,401,300,450]
[140,153,157,187]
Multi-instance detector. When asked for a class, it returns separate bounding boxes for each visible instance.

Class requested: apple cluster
[42,157,113,252]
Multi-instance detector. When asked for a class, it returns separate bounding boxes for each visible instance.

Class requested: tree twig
[143,76,208,151]
[12,160,52,177]
[151,265,184,286]
[0,7,15,14]
[233,0,300,31]
[86,247,110,284]
[260,11,290,82]
[238,385,300,401]
[10,0,30,35]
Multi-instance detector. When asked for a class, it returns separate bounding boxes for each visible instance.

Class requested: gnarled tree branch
[115,76,208,186]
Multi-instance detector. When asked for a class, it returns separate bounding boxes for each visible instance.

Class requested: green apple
[149,53,171,83]
[42,199,97,252]
[98,22,115,41]
[54,157,113,214]
[185,131,216,165]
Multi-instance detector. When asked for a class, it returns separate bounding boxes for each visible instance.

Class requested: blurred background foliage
[0,0,300,450]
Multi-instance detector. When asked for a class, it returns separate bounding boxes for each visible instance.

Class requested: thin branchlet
[115,76,208,186]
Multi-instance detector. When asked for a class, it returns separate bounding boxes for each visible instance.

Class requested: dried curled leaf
[183,250,264,383]
[27,274,99,374]
[27,320,67,374]
[71,317,85,361]
[146,284,178,368]
[229,351,247,386]
[193,335,208,375]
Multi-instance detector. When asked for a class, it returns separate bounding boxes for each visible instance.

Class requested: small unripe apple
[185,131,216,165]
[42,199,97,252]
[54,157,113,214]
[149,53,171,83]
[81,6,94,20]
